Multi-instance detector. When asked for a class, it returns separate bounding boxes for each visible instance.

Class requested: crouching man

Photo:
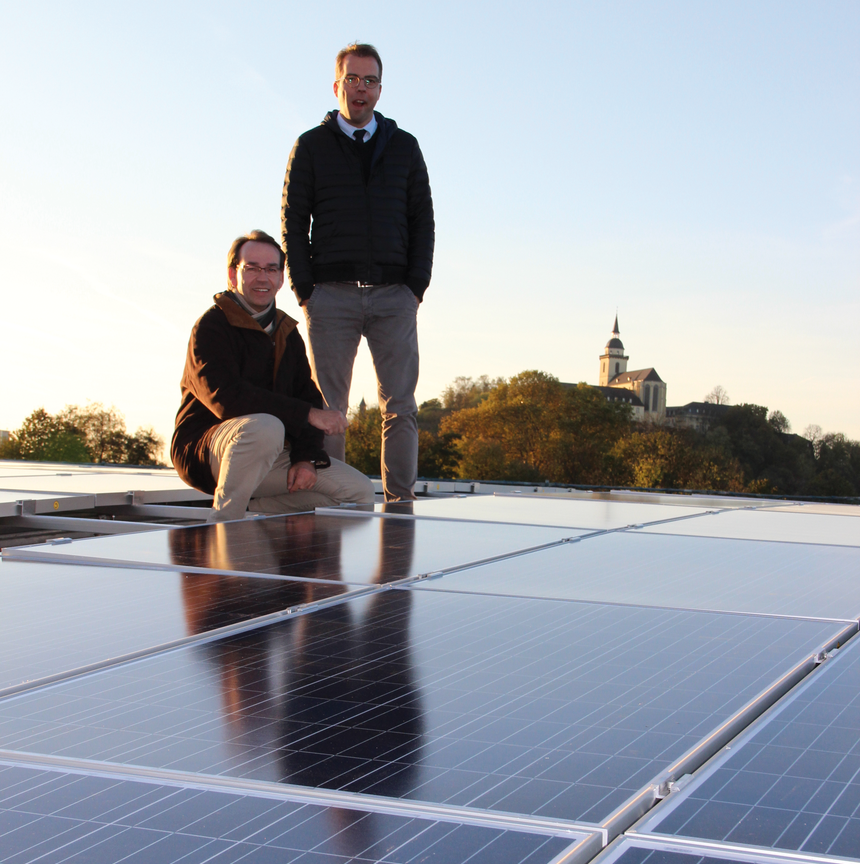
[171,230,375,521]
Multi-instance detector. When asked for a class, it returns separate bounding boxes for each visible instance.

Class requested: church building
[596,316,666,420]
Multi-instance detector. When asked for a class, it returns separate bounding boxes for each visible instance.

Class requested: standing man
[282,42,435,501]
[171,230,375,521]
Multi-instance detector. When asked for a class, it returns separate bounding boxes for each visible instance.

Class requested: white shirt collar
[337,112,377,141]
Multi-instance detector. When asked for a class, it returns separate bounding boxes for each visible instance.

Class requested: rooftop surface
[0,462,859,863]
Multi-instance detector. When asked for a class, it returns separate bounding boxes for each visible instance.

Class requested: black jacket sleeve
[282,136,316,304]
[405,139,435,300]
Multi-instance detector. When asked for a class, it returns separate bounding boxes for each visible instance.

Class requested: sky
[1,0,858,458]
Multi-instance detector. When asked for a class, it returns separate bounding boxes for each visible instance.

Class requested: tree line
[0,404,163,466]
[347,371,860,498]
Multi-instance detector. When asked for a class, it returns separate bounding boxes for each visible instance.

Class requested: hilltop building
[596,316,666,420]
[665,401,730,431]
[567,316,732,429]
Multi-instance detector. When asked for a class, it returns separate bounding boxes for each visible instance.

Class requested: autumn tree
[441,372,631,483]
[441,375,499,411]
[611,427,744,491]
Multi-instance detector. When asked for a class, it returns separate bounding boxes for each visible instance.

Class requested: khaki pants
[206,413,375,522]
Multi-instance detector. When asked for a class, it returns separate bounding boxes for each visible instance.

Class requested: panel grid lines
[642,637,860,859]
[0,763,577,863]
[0,591,842,827]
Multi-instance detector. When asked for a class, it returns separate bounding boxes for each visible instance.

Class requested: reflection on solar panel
[0,561,358,694]
[3,512,582,583]
[0,469,858,863]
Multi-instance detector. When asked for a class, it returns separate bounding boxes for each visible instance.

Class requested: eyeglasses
[239,264,282,276]
[339,75,381,90]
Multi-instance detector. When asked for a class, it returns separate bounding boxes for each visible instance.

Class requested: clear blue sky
[1,0,858,454]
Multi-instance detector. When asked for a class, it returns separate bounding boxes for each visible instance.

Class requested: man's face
[228,240,284,312]
[334,54,381,128]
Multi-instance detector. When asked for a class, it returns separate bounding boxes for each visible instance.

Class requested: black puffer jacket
[171,293,329,495]
[281,111,435,304]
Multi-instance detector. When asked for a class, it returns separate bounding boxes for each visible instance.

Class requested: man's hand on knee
[288,461,318,492]
[308,407,348,436]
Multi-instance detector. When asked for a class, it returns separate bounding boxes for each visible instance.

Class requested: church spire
[599,312,628,386]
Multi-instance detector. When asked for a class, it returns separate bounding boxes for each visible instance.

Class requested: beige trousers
[206,413,375,522]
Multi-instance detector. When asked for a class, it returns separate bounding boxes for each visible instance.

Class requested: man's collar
[227,289,274,320]
[336,111,377,140]
[214,292,298,334]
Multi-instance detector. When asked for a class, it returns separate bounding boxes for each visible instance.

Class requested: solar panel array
[1,477,859,863]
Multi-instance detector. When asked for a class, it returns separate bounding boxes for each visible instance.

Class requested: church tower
[599,315,629,386]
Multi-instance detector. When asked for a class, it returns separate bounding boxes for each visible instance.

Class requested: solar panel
[411,531,860,620]
[0,589,847,827]
[496,490,761,510]
[0,762,583,863]
[0,560,359,694]
[640,509,860,547]
[766,502,860,517]
[2,512,582,585]
[2,474,858,864]
[636,634,860,859]
[592,836,820,863]
[346,495,717,531]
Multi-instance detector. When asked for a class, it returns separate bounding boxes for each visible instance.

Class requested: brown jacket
[171,293,329,494]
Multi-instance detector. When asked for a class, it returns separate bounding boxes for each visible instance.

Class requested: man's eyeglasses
[239,264,281,276]
[339,75,381,90]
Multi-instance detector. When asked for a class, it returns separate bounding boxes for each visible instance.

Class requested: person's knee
[355,473,376,505]
[380,406,418,428]
[326,460,376,505]
[238,414,285,455]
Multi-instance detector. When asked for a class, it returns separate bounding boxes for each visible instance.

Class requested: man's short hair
[227,230,285,270]
[335,42,383,80]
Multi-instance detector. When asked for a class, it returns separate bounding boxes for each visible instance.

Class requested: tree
[58,403,127,462]
[345,403,382,475]
[417,429,460,479]
[441,376,499,411]
[124,428,164,466]
[417,398,446,434]
[807,433,860,497]
[441,372,631,483]
[768,410,791,434]
[717,404,814,494]
[611,427,744,491]
[803,424,824,459]
[3,408,91,463]
[704,385,730,405]
[2,404,164,465]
